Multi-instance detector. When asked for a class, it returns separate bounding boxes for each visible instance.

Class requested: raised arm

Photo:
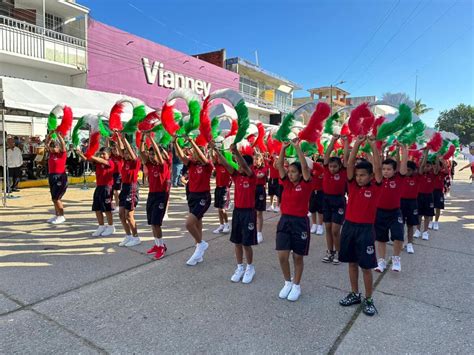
[189,138,209,165]
[342,135,350,168]
[399,143,408,176]
[57,133,66,153]
[293,139,311,181]
[76,149,110,166]
[148,133,164,165]
[231,144,252,176]
[276,142,289,179]
[347,135,365,181]
[368,136,382,183]
[419,149,429,173]
[324,135,339,165]
[433,154,441,175]
[139,134,149,163]
[173,138,190,165]
[121,133,137,160]
[210,143,235,175]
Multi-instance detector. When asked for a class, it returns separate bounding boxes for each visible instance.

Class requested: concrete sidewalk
[1,169,473,354]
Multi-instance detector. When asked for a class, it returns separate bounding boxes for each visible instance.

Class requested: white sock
[312,224,317,228]
[155,238,163,246]
[237,263,244,270]
[247,263,254,269]
[257,232,263,237]
[220,224,224,228]
[292,284,301,290]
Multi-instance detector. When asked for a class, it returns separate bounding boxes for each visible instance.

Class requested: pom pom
[161,103,180,136]
[298,102,331,142]
[122,104,147,134]
[184,99,201,134]
[109,102,125,131]
[252,122,267,152]
[85,131,100,159]
[443,145,455,160]
[56,105,73,136]
[274,113,294,142]
[196,97,211,145]
[376,104,412,140]
[222,150,239,170]
[324,113,339,135]
[301,141,318,155]
[97,117,111,138]
[72,116,86,147]
[225,119,238,138]
[398,120,425,145]
[426,132,442,152]
[233,100,250,144]
[349,102,375,136]
[340,123,351,137]
[211,117,220,139]
[372,116,385,137]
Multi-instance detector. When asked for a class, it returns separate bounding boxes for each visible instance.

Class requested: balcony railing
[240,91,293,113]
[0,15,86,68]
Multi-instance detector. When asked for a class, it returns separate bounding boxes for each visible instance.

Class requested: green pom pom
[438,139,450,156]
[233,100,250,144]
[184,100,201,134]
[211,117,220,139]
[398,120,425,145]
[324,113,339,135]
[122,105,147,134]
[301,141,318,155]
[98,118,111,137]
[274,113,294,142]
[376,104,412,140]
[222,150,239,170]
[285,145,296,157]
[72,116,85,147]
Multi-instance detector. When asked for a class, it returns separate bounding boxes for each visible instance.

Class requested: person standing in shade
[6,137,23,193]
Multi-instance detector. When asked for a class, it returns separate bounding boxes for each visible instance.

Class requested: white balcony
[0,15,86,74]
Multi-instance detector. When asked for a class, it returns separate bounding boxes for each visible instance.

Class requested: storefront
[86,20,239,108]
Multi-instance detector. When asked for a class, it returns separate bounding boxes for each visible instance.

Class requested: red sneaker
[147,245,159,254]
[154,245,167,260]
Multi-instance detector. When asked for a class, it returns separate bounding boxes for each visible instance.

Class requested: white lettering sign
[142,57,211,97]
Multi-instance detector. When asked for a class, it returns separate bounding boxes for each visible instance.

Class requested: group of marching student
[44,130,454,315]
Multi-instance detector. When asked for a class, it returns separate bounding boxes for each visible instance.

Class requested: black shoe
[362,297,378,316]
[339,292,362,307]
[12,188,20,192]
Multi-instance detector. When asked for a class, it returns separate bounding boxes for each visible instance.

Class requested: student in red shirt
[45,132,68,224]
[321,135,349,264]
[212,151,231,235]
[339,135,382,316]
[174,137,213,266]
[432,157,448,231]
[212,142,258,284]
[400,160,419,254]
[140,132,171,260]
[253,152,268,243]
[77,146,115,237]
[109,141,124,213]
[267,153,281,212]
[373,144,408,273]
[111,132,142,248]
[275,139,312,302]
[309,156,325,235]
[415,150,439,240]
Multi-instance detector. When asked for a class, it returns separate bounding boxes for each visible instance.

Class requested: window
[45,13,63,32]
[239,77,258,97]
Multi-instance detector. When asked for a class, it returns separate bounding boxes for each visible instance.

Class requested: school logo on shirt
[295,185,302,192]
[398,216,403,224]
[334,174,340,181]
[199,199,206,206]
[125,165,130,170]
[243,181,249,188]
[390,181,397,188]
[248,223,255,230]
[409,180,415,186]
[158,202,164,209]
[364,190,372,198]
[413,209,418,216]
[429,203,434,208]
[301,232,308,240]
[57,181,62,186]
[259,194,264,200]
[427,178,431,183]
[366,246,374,255]
[197,166,203,174]
[126,195,132,202]
[440,197,444,202]
[154,172,159,177]
[338,208,344,215]
[105,198,111,204]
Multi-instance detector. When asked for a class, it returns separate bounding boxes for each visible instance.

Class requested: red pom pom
[349,102,375,136]
[56,105,73,136]
[109,103,124,131]
[443,145,455,160]
[161,103,180,136]
[298,102,331,143]
[252,122,267,152]
[426,132,442,152]
[85,132,100,159]
[226,119,238,138]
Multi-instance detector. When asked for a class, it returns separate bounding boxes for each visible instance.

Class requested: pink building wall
[86,20,239,109]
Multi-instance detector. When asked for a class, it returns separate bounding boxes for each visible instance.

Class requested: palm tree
[413,99,433,116]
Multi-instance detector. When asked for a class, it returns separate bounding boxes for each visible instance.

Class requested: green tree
[435,104,474,145]
[413,99,433,116]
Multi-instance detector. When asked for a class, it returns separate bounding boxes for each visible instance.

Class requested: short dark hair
[382,158,397,170]
[328,156,342,166]
[407,161,417,170]
[290,161,302,174]
[242,154,253,167]
[355,161,373,175]
[99,147,111,155]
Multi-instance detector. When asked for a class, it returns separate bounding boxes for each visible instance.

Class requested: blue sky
[80,0,473,126]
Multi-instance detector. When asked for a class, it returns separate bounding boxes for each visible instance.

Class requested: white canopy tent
[0,76,153,207]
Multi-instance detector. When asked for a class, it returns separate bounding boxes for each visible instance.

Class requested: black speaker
[269,114,282,125]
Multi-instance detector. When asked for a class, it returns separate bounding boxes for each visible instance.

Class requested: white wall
[0,62,72,86]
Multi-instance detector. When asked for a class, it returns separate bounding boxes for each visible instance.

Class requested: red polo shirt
[268,157,280,179]
[400,174,419,199]
[111,154,123,174]
[96,159,115,186]
[417,173,435,194]
[433,171,447,190]
[147,161,169,193]
[232,172,257,209]
[215,163,231,187]
[121,159,141,184]
[48,151,67,174]
[253,164,268,186]
[311,162,324,191]
[346,179,382,224]
[377,174,405,209]
[280,178,313,217]
[187,161,213,193]
[322,165,347,196]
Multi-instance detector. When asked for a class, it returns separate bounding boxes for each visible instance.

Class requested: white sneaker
[374,258,386,273]
[267,205,274,212]
[119,235,133,247]
[92,225,106,237]
[414,229,421,238]
[287,284,301,301]
[163,213,170,221]
[124,236,141,247]
[112,207,119,213]
[391,256,401,272]
[310,224,317,234]
[213,225,224,234]
[242,264,255,284]
[422,231,429,240]
[230,266,245,282]
[316,225,324,235]
[186,241,208,266]
[446,191,451,198]
[222,223,230,233]
[47,215,57,223]
[100,225,115,236]
[433,221,439,231]
[428,221,433,229]
[307,212,312,218]
[274,206,280,213]
[279,281,293,299]
[257,232,263,244]
[51,216,66,224]
[406,243,415,254]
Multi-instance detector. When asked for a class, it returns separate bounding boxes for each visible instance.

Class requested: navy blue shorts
[92,185,113,212]
[375,208,405,242]
[268,178,280,197]
[417,193,434,217]
[309,190,324,214]
[276,214,311,256]
[230,208,257,246]
[188,191,211,220]
[339,221,377,269]
[433,189,445,209]
[255,185,267,211]
[214,186,230,209]
[119,183,139,211]
[400,198,419,226]
[146,192,168,226]
[112,173,122,191]
[323,194,346,225]
[48,173,68,201]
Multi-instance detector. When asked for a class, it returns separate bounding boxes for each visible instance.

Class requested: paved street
[1,167,473,354]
